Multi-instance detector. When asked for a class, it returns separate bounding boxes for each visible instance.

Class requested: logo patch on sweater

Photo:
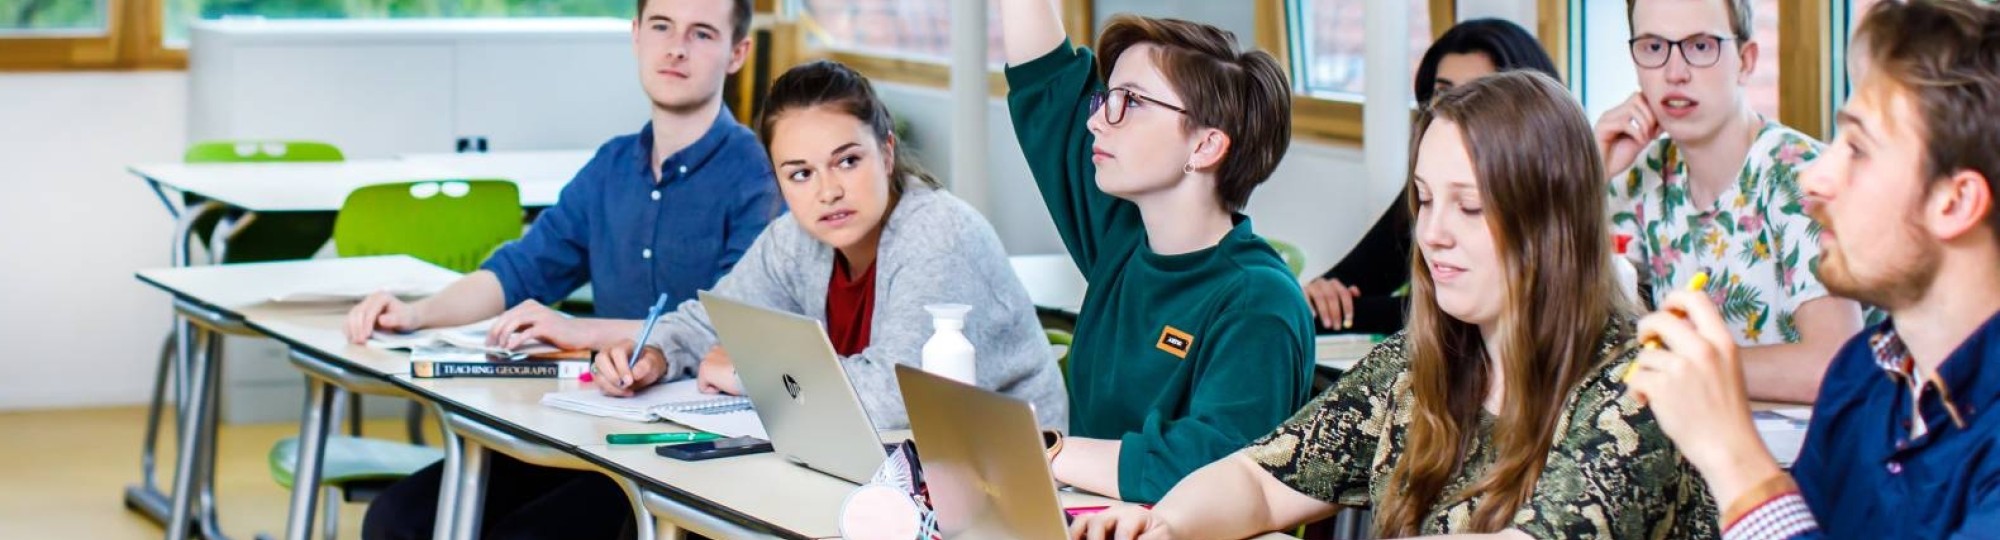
[1156,326,1193,359]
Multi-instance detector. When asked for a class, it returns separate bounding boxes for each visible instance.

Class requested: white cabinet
[188,17,645,159]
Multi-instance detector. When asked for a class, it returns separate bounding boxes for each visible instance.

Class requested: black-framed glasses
[1087,87,1189,126]
[1629,34,1739,68]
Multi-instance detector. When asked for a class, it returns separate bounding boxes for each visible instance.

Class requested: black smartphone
[654,436,774,461]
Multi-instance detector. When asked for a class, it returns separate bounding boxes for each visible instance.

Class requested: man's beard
[1814,204,1940,311]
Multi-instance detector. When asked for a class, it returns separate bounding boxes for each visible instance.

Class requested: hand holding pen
[590,293,671,397]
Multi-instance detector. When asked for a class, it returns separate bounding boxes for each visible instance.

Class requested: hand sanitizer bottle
[922,304,977,385]
[1613,233,1642,306]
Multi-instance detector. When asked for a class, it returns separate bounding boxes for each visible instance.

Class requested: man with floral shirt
[1596,0,1863,403]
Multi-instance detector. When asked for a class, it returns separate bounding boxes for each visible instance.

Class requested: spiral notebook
[540,380,768,439]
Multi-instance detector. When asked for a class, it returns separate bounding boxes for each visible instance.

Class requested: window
[1,0,108,34]
[1286,0,1433,101]
[1,0,641,70]
[1747,0,1779,120]
[1260,0,1453,143]
[785,0,1092,94]
[1568,0,1830,140]
[162,0,634,46]
[793,0,1004,65]
[0,0,122,70]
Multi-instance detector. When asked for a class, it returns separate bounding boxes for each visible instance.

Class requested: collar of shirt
[1870,310,2000,442]
[635,105,743,186]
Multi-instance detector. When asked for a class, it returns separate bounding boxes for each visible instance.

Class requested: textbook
[410,348,590,379]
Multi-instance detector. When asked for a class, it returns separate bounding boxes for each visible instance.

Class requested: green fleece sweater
[1005,41,1314,503]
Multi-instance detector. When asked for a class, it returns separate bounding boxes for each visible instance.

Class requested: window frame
[788,0,1093,97]
[1254,0,1457,145]
[1544,0,1833,140]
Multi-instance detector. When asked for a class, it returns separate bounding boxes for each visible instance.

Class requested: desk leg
[130,199,226,526]
[431,404,462,540]
[163,324,214,540]
[125,321,194,524]
[450,441,490,540]
[194,327,235,540]
[282,377,336,540]
[616,478,665,540]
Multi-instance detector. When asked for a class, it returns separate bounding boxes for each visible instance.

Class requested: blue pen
[626,293,671,385]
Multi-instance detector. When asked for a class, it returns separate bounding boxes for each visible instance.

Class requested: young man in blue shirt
[353,0,777,538]
[1626,1,2000,537]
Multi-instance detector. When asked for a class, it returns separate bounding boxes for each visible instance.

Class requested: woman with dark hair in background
[1303,18,1559,335]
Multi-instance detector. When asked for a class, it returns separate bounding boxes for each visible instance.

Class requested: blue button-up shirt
[1788,310,2000,538]
[481,109,781,319]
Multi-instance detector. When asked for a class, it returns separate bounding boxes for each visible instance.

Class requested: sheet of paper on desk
[541,380,771,440]
[657,408,768,440]
[542,379,714,422]
[270,279,450,303]
[1315,334,1384,371]
[1755,408,1811,468]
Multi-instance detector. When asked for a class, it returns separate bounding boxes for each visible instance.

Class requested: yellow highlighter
[1623,272,1710,382]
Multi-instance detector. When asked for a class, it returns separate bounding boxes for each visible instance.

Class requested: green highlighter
[605,432,724,445]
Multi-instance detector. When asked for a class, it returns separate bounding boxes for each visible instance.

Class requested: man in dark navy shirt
[1625,1,2000,538]
[357,1,777,539]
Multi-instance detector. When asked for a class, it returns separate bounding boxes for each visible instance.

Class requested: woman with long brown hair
[1069,72,1718,539]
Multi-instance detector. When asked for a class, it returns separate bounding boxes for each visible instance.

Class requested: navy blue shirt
[1792,310,2000,537]
[480,109,780,319]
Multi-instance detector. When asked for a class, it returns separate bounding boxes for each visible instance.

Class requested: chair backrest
[334,180,524,273]
[184,140,345,163]
[1266,238,1307,278]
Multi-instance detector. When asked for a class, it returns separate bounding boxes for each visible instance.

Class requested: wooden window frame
[1539,0,1833,140]
[1255,0,1457,145]
[786,0,1094,97]
[0,0,184,71]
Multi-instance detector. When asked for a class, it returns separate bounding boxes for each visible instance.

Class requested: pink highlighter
[1063,504,1151,522]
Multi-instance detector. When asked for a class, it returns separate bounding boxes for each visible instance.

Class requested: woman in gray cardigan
[592,60,1068,430]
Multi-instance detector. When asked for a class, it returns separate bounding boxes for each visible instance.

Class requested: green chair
[264,179,524,540]
[333,179,525,272]
[1267,238,1308,278]
[1048,326,1080,420]
[182,140,345,263]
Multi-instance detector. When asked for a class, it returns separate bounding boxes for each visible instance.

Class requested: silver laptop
[897,364,1069,540]
[700,291,888,484]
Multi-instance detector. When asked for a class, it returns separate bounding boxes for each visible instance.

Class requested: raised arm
[999,0,1068,66]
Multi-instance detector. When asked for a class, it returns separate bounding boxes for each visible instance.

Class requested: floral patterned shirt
[1609,120,1830,345]
[1246,327,1719,539]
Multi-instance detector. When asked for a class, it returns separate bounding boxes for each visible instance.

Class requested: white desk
[1009,253,1088,314]
[395,375,642,449]
[399,149,594,189]
[130,157,568,213]
[131,256,459,540]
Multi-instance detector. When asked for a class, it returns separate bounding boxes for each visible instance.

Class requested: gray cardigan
[644,183,1069,430]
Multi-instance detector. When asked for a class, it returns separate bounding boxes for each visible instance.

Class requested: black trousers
[361,453,634,540]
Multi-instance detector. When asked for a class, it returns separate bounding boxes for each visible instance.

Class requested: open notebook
[368,318,558,357]
[541,379,767,440]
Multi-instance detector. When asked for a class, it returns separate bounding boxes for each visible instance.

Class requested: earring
[1183,163,1194,174]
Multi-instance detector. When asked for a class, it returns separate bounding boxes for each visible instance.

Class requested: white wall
[0,72,186,410]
